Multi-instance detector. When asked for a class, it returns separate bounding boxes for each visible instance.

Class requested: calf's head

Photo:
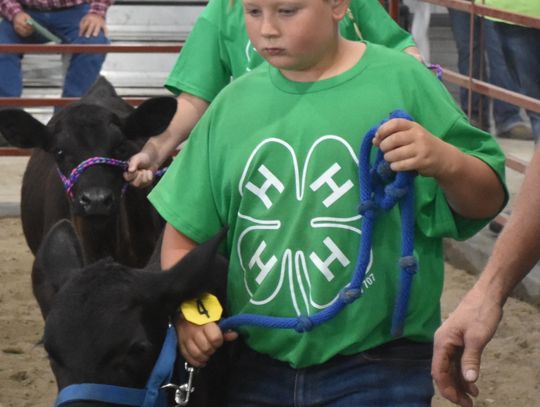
[0,78,176,219]
[34,220,227,404]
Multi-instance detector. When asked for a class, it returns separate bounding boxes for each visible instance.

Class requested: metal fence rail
[0,43,183,109]
[0,44,182,54]
[422,0,540,29]
[0,41,183,153]
[419,0,540,229]
[1,0,539,189]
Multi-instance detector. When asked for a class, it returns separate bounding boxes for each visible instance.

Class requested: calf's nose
[77,189,116,216]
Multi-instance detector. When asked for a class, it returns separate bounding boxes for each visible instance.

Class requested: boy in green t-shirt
[149,0,506,405]
[125,0,422,187]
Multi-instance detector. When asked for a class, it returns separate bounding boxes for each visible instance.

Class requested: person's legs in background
[447,9,489,130]
[0,16,49,97]
[494,22,540,142]
[484,19,532,140]
[32,4,109,97]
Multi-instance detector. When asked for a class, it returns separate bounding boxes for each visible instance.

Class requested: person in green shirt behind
[124,0,423,187]
[148,0,507,405]
[480,0,540,142]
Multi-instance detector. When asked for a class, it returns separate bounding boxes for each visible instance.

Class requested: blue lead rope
[219,109,418,337]
[52,111,419,407]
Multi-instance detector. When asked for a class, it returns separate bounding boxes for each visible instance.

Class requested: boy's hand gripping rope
[219,109,418,337]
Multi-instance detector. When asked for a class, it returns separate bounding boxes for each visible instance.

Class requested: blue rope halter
[219,109,418,337]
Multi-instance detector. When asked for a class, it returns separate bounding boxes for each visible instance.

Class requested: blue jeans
[0,4,109,97]
[448,9,523,133]
[227,339,434,406]
[493,22,540,141]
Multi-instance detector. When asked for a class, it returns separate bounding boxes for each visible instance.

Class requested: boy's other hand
[176,317,238,367]
[124,152,157,188]
[372,118,449,178]
[13,12,34,37]
[79,13,108,38]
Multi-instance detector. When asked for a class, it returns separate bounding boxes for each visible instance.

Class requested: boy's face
[243,0,348,79]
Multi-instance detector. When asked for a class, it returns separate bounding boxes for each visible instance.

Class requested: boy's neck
[279,39,366,83]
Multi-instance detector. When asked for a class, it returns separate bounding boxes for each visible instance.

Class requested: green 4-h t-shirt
[165,0,416,101]
[150,43,506,369]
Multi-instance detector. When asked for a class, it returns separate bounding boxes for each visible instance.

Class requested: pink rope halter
[57,157,128,199]
[57,156,169,199]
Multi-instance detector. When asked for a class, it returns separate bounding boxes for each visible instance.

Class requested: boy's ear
[330,0,350,21]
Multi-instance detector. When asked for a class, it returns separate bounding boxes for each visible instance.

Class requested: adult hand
[432,286,503,407]
[176,317,238,367]
[79,13,108,38]
[13,12,34,37]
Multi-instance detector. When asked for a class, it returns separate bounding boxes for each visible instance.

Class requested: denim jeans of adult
[448,9,523,133]
[227,339,434,407]
[494,22,540,141]
[0,4,109,97]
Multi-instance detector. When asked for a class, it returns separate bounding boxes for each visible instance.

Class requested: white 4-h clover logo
[235,136,375,317]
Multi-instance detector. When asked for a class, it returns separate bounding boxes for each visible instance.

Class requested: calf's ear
[81,76,134,117]
[33,220,85,318]
[82,76,119,100]
[123,97,177,140]
[158,227,229,312]
[0,109,50,149]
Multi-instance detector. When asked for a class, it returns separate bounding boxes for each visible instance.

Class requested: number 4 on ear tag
[181,293,223,325]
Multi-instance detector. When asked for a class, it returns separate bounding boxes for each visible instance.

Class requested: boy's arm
[373,118,504,219]
[161,223,197,269]
[161,223,237,367]
[432,146,540,407]
[125,93,210,187]
[429,141,503,219]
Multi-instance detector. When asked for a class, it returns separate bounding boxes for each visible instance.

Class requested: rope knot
[295,316,314,333]
[358,200,377,218]
[384,184,409,200]
[339,287,362,304]
[399,256,418,275]
[376,160,394,183]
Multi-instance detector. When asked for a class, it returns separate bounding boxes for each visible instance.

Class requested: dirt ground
[0,217,539,407]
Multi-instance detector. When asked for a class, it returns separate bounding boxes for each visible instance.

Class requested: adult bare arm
[432,145,540,406]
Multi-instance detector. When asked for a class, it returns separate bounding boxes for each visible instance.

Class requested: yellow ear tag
[180,293,223,325]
